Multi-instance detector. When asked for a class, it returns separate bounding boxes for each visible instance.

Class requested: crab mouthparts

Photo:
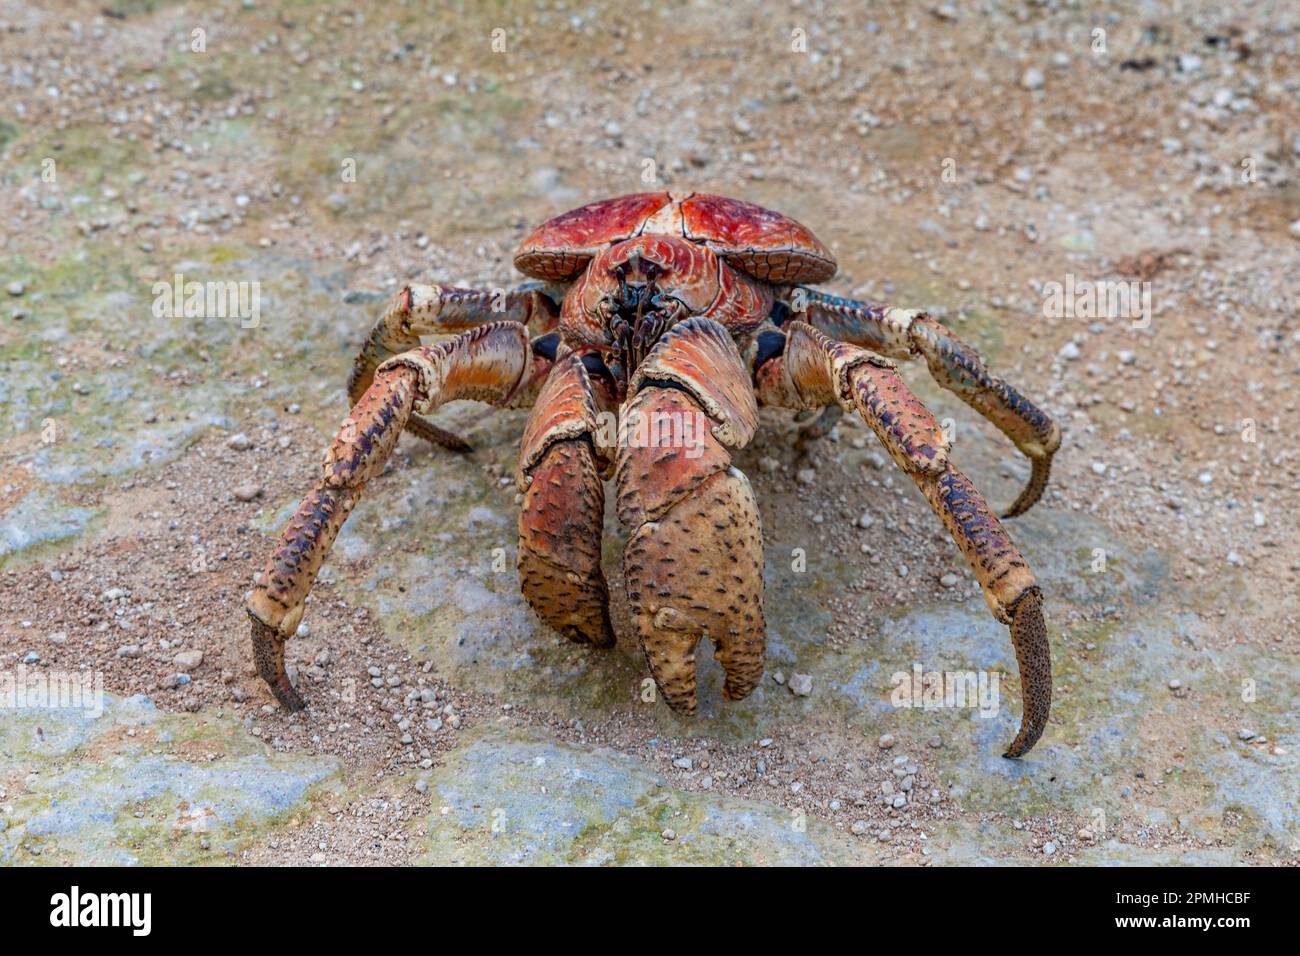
[606,283,683,393]
[612,307,673,378]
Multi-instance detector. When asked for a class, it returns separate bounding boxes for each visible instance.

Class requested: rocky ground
[0,0,1297,865]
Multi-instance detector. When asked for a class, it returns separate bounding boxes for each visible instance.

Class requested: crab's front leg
[787,289,1061,517]
[247,322,551,710]
[616,318,766,714]
[347,282,560,451]
[754,322,1051,757]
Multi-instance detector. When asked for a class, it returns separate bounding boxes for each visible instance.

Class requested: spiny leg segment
[247,321,553,710]
[753,320,1051,757]
[786,289,1061,517]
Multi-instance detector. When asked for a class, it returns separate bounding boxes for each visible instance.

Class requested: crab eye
[642,262,658,280]
[612,264,626,281]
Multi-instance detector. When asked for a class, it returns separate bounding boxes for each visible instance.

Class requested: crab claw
[1002,588,1051,758]
[616,319,767,715]
[624,467,767,714]
[248,613,305,712]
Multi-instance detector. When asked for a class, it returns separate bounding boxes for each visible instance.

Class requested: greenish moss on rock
[417,724,881,866]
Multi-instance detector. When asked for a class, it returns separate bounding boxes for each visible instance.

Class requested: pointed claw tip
[1002,455,1053,518]
[1003,588,1050,758]
[249,613,306,712]
[273,682,307,712]
[1001,738,1029,760]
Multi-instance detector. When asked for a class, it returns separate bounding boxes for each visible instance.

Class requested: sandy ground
[1,0,1297,865]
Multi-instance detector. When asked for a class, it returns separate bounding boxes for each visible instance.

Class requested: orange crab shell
[513,191,837,285]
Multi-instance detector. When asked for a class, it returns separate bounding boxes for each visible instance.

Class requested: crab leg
[786,290,1060,517]
[347,282,560,451]
[247,321,551,710]
[754,321,1051,757]
[616,318,766,715]
[515,352,619,647]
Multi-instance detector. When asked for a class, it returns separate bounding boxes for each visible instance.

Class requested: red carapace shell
[514,192,836,285]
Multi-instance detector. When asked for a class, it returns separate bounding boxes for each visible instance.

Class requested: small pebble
[234,484,262,501]
[174,649,204,671]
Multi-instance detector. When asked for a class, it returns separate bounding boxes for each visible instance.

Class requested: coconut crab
[247,192,1060,757]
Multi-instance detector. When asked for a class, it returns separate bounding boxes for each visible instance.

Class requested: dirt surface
[1,0,1297,865]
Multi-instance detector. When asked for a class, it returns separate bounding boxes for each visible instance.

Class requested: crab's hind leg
[616,318,766,715]
[247,321,552,710]
[347,282,560,452]
[754,322,1051,757]
[788,289,1060,517]
[515,352,619,647]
